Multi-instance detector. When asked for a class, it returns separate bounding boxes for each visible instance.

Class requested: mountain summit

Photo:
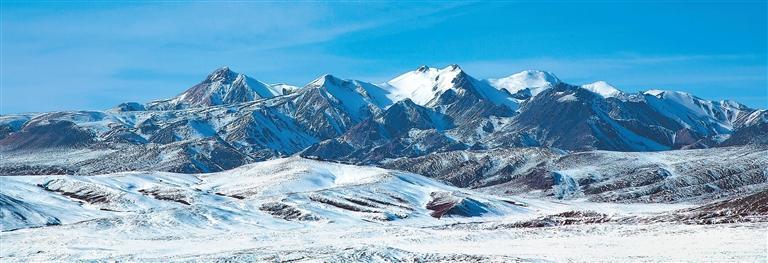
[383,65,518,111]
[383,65,467,106]
[0,64,764,175]
[146,67,281,110]
[487,70,561,99]
[580,81,622,98]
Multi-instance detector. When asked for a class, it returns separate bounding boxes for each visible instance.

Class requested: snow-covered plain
[3,218,764,262]
[1,157,765,262]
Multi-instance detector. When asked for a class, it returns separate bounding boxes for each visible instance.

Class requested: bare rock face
[382,147,558,188]
[0,119,95,151]
[112,102,146,112]
[501,211,611,228]
[259,202,320,221]
[426,192,490,218]
[138,187,195,206]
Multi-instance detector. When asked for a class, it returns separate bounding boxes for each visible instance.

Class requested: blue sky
[2,1,766,113]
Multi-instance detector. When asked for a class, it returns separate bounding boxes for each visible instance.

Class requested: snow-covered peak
[303,73,395,116]
[307,74,337,87]
[487,70,561,97]
[268,83,301,95]
[642,89,750,134]
[643,89,747,116]
[146,67,279,109]
[383,65,466,105]
[302,74,328,87]
[381,64,519,111]
[580,81,623,98]
[643,89,697,103]
[206,66,236,82]
[644,89,666,97]
[306,74,369,94]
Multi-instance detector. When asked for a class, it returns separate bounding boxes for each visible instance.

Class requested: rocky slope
[0,65,764,176]
[2,157,765,261]
[383,145,768,203]
[1,157,525,231]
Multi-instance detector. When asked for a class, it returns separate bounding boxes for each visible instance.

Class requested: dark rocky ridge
[0,66,765,181]
[384,145,768,203]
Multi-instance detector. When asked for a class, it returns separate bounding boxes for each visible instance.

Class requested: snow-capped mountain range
[1,64,765,175]
[1,65,766,261]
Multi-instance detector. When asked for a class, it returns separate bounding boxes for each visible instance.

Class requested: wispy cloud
[1,2,462,113]
[1,2,765,112]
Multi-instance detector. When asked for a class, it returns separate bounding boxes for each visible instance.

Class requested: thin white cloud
[1,2,465,113]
